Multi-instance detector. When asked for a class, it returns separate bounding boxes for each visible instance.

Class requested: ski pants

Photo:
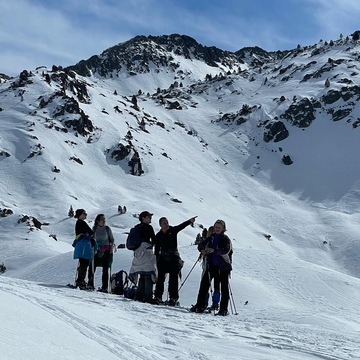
[88,251,112,289]
[154,256,180,300]
[76,258,91,285]
[196,267,230,312]
[136,274,153,302]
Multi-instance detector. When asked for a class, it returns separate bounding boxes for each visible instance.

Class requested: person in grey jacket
[88,213,115,292]
[190,219,232,316]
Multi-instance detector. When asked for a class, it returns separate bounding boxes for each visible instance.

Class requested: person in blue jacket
[72,209,97,289]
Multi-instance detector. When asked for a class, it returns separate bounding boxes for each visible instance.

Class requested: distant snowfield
[1,40,360,359]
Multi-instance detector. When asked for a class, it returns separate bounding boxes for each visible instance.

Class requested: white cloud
[304,0,360,39]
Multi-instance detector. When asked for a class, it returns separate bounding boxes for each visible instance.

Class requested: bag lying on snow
[111,270,128,295]
[110,269,137,299]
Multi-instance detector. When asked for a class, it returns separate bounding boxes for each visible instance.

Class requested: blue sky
[1,0,360,76]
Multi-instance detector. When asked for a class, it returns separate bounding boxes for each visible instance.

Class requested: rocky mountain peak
[66,34,242,78]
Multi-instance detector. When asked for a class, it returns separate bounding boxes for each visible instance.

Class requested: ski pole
[90,248,95,289]
[178,253,202,292]
[228,286,235,315]
[108,262,112,293]
[228,280,238,315]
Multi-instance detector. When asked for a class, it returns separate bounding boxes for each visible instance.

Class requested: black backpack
[111,270,129,295]
[126,223,143,250]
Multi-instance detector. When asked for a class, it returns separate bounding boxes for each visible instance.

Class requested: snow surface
[1,41,360,359]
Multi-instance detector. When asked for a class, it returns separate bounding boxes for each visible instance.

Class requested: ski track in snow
[1,278,359,360]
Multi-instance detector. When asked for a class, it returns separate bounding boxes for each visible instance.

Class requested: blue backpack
[126,223,144,250]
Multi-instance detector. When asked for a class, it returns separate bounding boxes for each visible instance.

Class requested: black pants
[76,258,91,285]
[196,267,230,312]
[154,255,181,300]
[136,274,154,302]
[88,251,112,289]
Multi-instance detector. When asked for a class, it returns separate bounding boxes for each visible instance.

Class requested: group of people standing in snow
[72,208,233,316]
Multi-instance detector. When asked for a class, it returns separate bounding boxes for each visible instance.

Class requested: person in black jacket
[154,216,197,305]
[190,219,232,316]
[73,208,95,289]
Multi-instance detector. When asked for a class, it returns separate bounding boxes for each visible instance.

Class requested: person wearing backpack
[154,215,197,305]
[190,219,232,316]
[72,209,97,290]
[128,211,158,304]
[88,213,115,293]
[204,225,221,310]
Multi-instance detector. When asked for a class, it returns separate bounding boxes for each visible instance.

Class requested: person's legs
[87,260,95,289]
[135,275,145,301]
[154,262,166,300]
[76,258,90,288]
[144,274,154,303]
[101,251,110,290]
[194,270,212,311]
[211,270,221,309]
[219,271,230,314]
[168,271,179,301]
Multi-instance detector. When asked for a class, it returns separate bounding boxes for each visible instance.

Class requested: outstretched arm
[174,216,197,233]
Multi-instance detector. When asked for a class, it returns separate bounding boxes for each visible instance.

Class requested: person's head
[75,209,87,219]
[213,220,226,234]
[159,217,169,232]
[202,228,207,238]
[94,213,105,226]
[139,211,153,224]
[207,225,215,237]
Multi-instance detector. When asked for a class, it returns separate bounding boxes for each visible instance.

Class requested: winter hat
[75,209,86,219]
[139,211,153,221]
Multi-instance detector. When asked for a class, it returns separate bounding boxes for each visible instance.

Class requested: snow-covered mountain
[1,33,360,359]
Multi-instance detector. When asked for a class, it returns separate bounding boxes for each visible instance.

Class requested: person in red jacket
[154,215,197,305]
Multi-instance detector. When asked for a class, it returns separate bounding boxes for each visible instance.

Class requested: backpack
[126,223,144,250]
[123,284,137,299]
[111,270,129,295]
